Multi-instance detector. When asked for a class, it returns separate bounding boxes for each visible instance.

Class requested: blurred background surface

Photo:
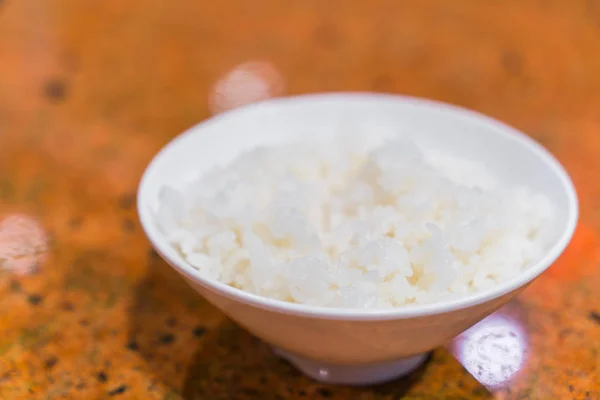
[0,0,599,399]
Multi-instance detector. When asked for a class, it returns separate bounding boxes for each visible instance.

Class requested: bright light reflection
[209,60,285,114]
[452,313,527,388]
[0,214,49,275]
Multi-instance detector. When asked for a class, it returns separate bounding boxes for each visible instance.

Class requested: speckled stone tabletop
[0,0,599,399]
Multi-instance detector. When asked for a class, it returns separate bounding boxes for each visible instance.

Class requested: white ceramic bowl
[137,93,578,385]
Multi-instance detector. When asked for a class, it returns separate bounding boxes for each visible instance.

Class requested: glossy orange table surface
[0,1,599,399]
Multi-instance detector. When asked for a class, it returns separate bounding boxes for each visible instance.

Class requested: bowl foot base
[273,348,428,386]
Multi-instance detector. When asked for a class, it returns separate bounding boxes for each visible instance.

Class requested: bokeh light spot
[452,313,527,388]
[209,60,285,114]
[0,214,49,275]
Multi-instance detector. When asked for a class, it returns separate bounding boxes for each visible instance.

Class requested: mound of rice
[156,133,554,308]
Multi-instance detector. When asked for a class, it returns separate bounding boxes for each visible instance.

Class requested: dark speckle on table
[121,218,136,233]
[27,294,43,305]
[318,388,332,397]
[43,79,68,102]
[61,302,74,311]
[159,333,175,345]
[108,385,127,396]
[68,217,83,230]
[192,326,206,337]
[118,194,136,210]
[44,357,58,369]
[97,371,108,383]
[126,340,139,351]
[588,311,600,324]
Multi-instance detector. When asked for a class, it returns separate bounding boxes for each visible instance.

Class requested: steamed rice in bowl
[155,129,555,309]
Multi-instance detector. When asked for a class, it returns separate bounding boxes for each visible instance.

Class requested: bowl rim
[137,92,579,321]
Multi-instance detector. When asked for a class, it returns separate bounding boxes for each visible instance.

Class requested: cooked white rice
[155,132,554,309]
